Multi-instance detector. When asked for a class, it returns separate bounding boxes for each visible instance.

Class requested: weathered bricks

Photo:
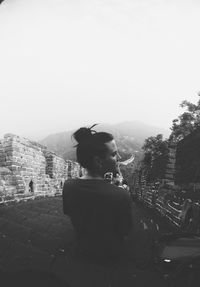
[0,134,81,203]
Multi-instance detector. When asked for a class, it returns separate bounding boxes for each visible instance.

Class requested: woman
[62,124,133,260]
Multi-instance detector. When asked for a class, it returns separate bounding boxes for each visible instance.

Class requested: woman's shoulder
[104,182,131,200]
[63,178,80,189]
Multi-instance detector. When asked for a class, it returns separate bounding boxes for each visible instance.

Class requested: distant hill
[40,121,170,161]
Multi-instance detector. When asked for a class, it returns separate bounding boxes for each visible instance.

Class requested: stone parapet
[0,133,81,203]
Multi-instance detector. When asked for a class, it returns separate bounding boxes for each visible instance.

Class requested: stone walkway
[0,196,173,286]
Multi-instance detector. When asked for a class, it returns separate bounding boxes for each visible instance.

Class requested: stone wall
[0,133,81,203]
[43,150,69,193]
[70,161,82,178]
[164,143,176,185]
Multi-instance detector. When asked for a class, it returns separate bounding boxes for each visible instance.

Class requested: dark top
[62,178,133,258]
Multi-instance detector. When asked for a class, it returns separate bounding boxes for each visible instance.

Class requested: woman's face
[101,139,121,177]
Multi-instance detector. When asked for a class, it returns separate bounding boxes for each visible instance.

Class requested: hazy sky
[0,0,200,140]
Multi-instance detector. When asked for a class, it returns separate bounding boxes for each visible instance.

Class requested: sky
[0,0,200,140]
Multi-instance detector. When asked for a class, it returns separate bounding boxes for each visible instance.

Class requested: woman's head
[73,124,121,177]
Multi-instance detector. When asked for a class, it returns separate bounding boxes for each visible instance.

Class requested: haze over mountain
[1,1,199,142]
[40,121,170,161]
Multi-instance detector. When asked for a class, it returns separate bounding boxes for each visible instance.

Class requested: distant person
[62,124,133,260]
[60,181,63,189]
[29,180,34,193]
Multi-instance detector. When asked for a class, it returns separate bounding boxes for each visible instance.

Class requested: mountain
[40,121,170,161]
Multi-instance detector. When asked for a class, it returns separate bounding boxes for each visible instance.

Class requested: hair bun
[73,127,93,144]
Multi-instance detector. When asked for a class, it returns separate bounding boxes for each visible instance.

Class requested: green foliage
[142,134,168,183]
[139,94,200,187]
[170,94,200,142]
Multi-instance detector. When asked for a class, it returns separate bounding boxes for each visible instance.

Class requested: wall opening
[29,180,34,193]
[60,181,63,189]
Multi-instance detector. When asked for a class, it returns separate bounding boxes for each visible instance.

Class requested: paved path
[0,196,175,286]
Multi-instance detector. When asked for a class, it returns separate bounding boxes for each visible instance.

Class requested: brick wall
[0,134,81,203]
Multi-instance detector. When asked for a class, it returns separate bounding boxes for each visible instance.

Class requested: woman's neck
[81,170,103,180]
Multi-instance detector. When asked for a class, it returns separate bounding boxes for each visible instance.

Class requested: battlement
[0,134,81,203]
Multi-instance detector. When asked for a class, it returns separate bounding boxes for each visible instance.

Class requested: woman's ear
[93,156,103,170]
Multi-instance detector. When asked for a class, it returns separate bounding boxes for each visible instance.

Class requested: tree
[142,134,168,183]
[170,94,200,142]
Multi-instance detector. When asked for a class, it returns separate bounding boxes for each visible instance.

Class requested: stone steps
[0,215,68,255]
[1,205,71,230]
[0,197,74,259]
[0,207,28,224]
[0,233,13,258]
[13,197,64,216]
[0,218,32,243]
[0,233,53,272]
